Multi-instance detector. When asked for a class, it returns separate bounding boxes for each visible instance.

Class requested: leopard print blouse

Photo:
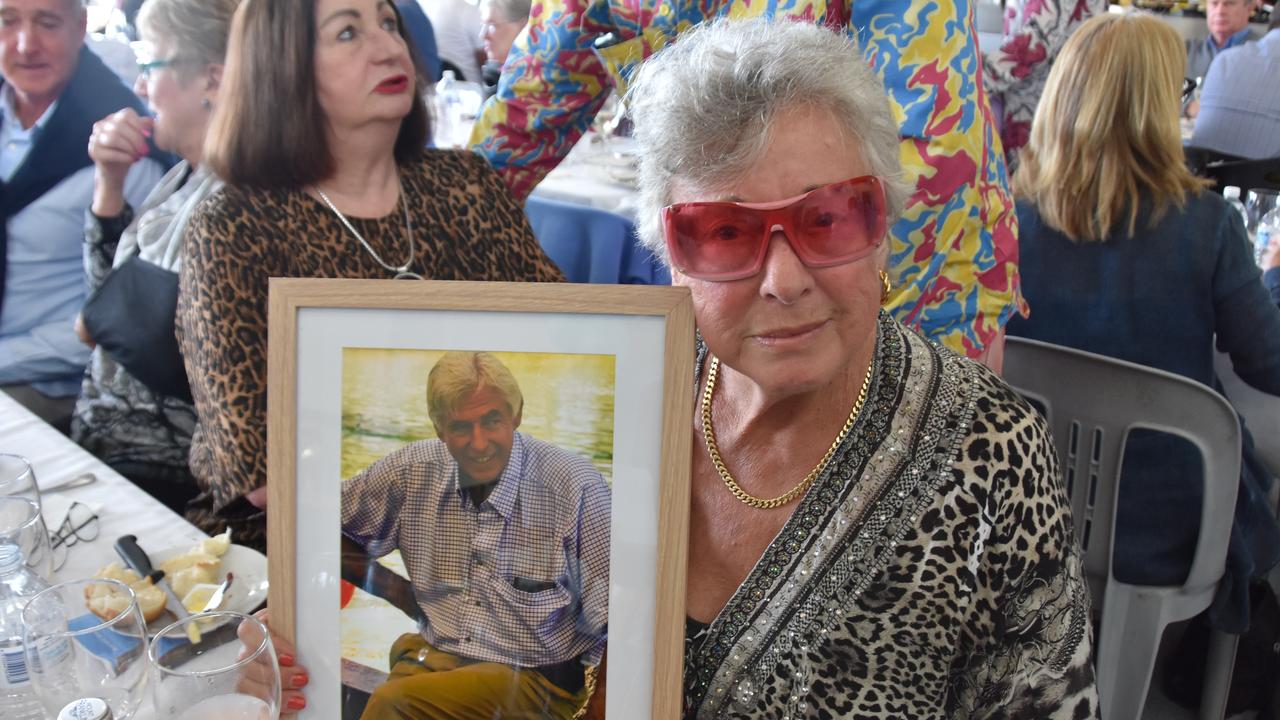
[684,316,1098,719]
[176,150,564,547]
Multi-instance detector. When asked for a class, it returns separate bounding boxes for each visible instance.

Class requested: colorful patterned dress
[981,0,1105,171]
[471,0,1027,357]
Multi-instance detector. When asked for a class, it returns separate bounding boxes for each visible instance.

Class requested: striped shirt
[342,432,612,667]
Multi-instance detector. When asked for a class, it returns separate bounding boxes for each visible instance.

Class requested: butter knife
[114,534,189,620]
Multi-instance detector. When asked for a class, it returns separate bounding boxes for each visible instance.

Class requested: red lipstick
[375,75,410,94]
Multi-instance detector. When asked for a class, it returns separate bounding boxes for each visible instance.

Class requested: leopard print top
[176,150,564,547]
[684,316,1098,719]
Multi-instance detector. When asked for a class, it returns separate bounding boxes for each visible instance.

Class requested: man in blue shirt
[1186,0,1262,80]
[342,351,611,719]
[0,0,163,428]
[1191,15,1280,159]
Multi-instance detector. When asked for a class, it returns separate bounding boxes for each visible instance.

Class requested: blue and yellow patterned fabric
[471,0,1026,356]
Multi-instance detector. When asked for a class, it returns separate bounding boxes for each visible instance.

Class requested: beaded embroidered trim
[685,317,982,718]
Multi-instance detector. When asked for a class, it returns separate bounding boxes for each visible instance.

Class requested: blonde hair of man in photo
[70,0,238,513]
[426,350,524,434]
[1014,12,1211,242]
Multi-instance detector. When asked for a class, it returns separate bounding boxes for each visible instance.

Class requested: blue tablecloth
[525,196,671,285]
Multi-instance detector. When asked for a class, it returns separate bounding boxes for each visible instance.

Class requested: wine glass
[0,453,41,508]
[22,578,149,719]
[1245,189,1279,235]
[0,495,54,578]
[149,611,280,720]
[591,92,621,152]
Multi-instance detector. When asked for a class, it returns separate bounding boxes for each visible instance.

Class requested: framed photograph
[267,279,694,719]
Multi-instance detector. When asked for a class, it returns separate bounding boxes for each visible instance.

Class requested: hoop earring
[879,270,892,305]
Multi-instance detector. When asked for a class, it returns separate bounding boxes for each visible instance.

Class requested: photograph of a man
[341,350,611,719]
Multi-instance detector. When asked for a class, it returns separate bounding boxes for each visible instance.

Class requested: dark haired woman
[178,0,563,547]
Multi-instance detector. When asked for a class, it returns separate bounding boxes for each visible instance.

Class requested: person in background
[343,351,609,719]
[470,0,1025,370]
[177,0,562,553]
[71,0,237,513]
[0,0,164,431]
[415,0,482,82]
[982,0,1105,172]
[1010,12,1280,633]
[395,0,441,82]
[1189,13,1280,160]
[478,0,528,97]
[261,19,1099,718]
[1186,0,1261,81]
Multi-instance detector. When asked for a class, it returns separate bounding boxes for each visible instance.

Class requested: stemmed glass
[1245,189,1278,235]
[149,611,280,720]
[22,578,149,719]
[591,92,622,153]
[0,453,41,508]
[0,495,54,578]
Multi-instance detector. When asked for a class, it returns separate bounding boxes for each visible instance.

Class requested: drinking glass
[0,453,40,508]
[0,496,54,579]
[22,578,149,719]
[149,611,280,720]
[591,92,621,152]
[1245,189,1279,235]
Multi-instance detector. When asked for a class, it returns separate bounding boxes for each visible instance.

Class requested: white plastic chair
[1002,337,1241,720]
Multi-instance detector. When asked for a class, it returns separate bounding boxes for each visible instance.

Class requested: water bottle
[0,543,50,719]
[1256,207,1280,268]
[433,70,461,148]
[58,697,113,719]
[1223,186,1249,229]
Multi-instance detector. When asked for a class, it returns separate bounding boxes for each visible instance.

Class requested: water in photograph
[341,349,616,483]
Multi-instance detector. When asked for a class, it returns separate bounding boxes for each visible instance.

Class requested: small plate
[141,543,268,633]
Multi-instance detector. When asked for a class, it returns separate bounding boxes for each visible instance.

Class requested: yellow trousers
[359,634,587,720]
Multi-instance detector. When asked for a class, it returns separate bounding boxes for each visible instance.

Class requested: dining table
[525,133,671,285]
[1,390,208,719]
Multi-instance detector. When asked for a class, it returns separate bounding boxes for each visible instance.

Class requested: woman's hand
[89,108,154,217]
[245,485,269,510]
[73,313,96,349]
[237,609,310,714]
[1262,233,1280,271]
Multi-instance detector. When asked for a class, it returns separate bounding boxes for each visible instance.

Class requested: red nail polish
[287,695,307,711]
[279,652,295,667]
[292,671,309,688]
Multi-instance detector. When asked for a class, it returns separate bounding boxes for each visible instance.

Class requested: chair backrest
[524,195,670,285]
[1002,337,1241,592]
[1202,155,1280,195]
[1214,350,1280,476]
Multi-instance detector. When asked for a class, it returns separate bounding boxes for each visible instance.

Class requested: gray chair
[1002,337,1241,720]
[1214,350,1280,479]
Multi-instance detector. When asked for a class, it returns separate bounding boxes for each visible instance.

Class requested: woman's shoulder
[403,148,500,190]
[187,183,303,246]
[892,319,1051,465]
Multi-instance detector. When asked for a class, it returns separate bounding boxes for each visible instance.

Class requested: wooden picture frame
[266,279,694,719]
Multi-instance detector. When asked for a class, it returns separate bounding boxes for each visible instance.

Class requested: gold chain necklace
[700,355,873,510]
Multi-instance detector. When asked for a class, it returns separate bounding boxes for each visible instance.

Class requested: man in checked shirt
[341,351,612,719]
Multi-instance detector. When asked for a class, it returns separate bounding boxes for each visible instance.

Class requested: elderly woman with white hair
[627,18,1098,718]
[250,18,1099,719]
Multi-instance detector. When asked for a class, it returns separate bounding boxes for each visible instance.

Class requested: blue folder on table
[67,613,185,664]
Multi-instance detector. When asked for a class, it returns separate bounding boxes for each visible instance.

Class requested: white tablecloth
[529,133,641,221]
[1,391,205,719]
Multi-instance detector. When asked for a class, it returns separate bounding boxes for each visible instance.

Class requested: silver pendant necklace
[315,176,424,280]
